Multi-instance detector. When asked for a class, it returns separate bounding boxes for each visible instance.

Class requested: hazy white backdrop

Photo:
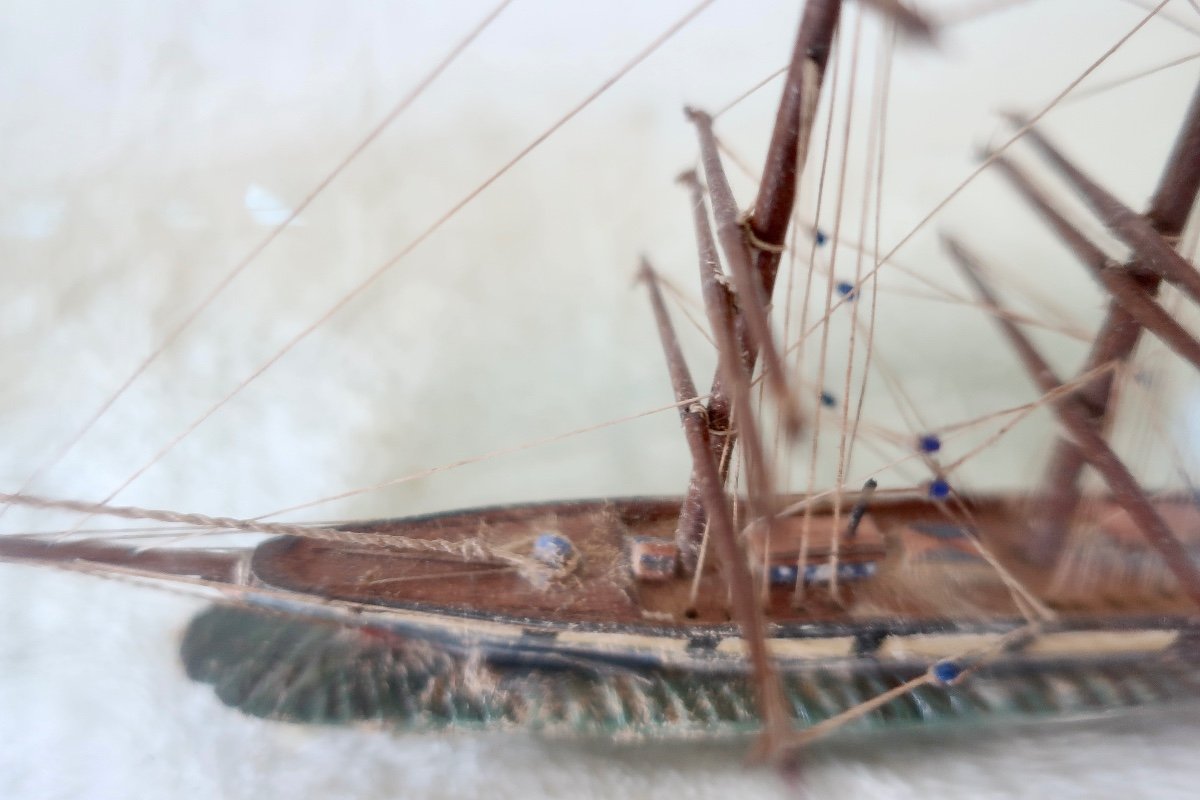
[3,0,1200,797]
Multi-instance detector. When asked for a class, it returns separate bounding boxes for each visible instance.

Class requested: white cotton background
[3,0,1200,797]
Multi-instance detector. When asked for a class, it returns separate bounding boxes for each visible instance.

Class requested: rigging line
[1130,341,1200,501]
[939,367,1126,474]
[795,22,844,401]
[792,623,1044,747]
[944,496,1056,620]
[772,15,843,523]
[773,366,1090,525]
[1118,285,1199,473]
[712,65,788,120]
[969,253,1096,339]
[0,491,542,570]
[796,234,1096,338]
[773,432,978,519]
[807,355,1080,479]
[709,7,915,125]
[254,395,709,521]
[838,19,889,479]
[800,232,1100,342]
[715,129,1099,337]
[658,275,719,348]
[863,0,1177,311]
[940,391,1081,474]
[957,226,1099,337]
[1062,50,1200,105]
[827,8,868,600]
[360,565,515,587]
[1119,0,1200,38]
[867,287,1094,340]
[828,237,1092,333]
[1,0,517,516]
[6,517,352,542]
[803,293,1056,617]
[842,330,1044,472]
[4,525,201,540]
[853,349,1057,620]
[937,361,1122,435]
[1,555,489,644]
[770,43,820,522]
[763,107,820,537]
[772,225,801,517]
[755,357,772,606]
[846,24,896,489]
[787,372,915,445]
[793,20,845,602]
[1105,319,1164,482]
[78,0,720,519]
[846,316,929,438]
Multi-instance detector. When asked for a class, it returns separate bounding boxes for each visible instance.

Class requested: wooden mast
[991,157,1200,373]
[673,0,842,567]
[1007,85,1200,566]
[639,260,793,760]
[947,238,1200,608]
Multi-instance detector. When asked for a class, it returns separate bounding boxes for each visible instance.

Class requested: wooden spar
[1006,114,1200,307]
[748,0,842,277]
[945,237,1200,608]
[675,122,781,520]
[637,259,793,758]
[1146,83,1200,233]
[679,171,738,467]
[675,165,775,496]
[673,171,739,569]
[1011,83,1200,565]
[687,107,805,439]
[0,533,242,583]
[675,0,842,552]
[672,169,784,573]
[992,157,1200,372]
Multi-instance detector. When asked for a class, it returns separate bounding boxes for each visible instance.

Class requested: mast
[1018,84,1200,566]
[673,0,842,569]
[947,237,1200,608]
[639,260,793,759]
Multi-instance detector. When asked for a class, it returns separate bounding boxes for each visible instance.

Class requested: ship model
[3,0,1200,765]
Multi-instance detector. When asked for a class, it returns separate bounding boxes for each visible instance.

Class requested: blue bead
[768,564,799,585]
[928,478,951,500]
[532,533,575,566]
[933,660,963,684]
[836,281,857,300]
[820,390,837,408]
[918,434,942,453]
[815,228,828,246]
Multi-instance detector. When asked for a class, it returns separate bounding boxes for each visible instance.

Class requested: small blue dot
[532,533,575,567]
[933,660,962,684]
[918,434,942,453]
[820,391,837,408]
[815,228,828,246]
[768,564,799,585]
[836,281,857,300]
[928,478,951,500]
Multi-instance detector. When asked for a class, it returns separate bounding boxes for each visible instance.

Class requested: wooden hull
[5,495,1200,740]
[182,602,1200,740]
[201,496,1200,738]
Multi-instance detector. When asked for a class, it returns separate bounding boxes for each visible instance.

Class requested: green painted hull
[182,605,1200,740]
